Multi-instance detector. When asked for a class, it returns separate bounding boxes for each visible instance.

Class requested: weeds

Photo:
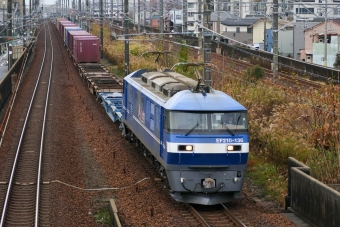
[247,154,287,203]
[93,209,112,226]
[245,64,265,82]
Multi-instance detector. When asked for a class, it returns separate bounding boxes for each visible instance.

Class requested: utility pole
[263,4,267,51]
[121,0,123,18]
[124,0,129,75]
[23,0,26,47]
[159,0,163,34]
[30,0,32,30]
[182,0,187,33]
[110,0,113,18]
[198,0,202,50]
[6,1,11,37]
[100,0,103,58]
[86,0,89,32]
[7,0,12,70]
[203,0,211,89]
[138,0,140,33]
[133,0,135,29]
[143,0,146,32]
[79,0,81,26]
[324,0,327,66]
[118,0,120,21]
[216,0,220,52]
[2,1,4,24]
[272,0,278,81]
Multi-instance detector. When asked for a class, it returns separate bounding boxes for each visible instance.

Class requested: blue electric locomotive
[122,69,249,205]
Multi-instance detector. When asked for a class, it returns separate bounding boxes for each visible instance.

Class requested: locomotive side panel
[123,81,165,164]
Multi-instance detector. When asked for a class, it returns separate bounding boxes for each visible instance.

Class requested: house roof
[151,15,160,19]
[211,11,237,22]
[331,18,340,26]
[278,19,294,28]
[251,18,293,28]
[311,18,328,22]
[245,15,264,18]
[221,17,290,29]
[221,18,260,26]
[304,18,340,32]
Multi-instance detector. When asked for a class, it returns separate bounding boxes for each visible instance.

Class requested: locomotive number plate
[216,138,244,143]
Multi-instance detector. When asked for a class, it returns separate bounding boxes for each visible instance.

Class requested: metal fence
[0,39,34,121]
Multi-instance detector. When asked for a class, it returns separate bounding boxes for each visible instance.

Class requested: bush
[246,64,265,82]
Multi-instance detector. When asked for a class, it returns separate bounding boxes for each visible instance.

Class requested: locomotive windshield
[165,111,248,134]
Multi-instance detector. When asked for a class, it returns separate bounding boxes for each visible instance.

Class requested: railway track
[186,203,247,227]
[129,140,249,226]
[0,20,53,226]
[211,52,323,90]
[107,21,323,91]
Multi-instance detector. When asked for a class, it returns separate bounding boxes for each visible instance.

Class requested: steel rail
[0,19,52,226]
[35,20,54,227]
[185,202,248,227]
[183,203,210,227]
[221,203,247,227]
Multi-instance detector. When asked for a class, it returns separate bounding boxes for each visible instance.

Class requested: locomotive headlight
[226,145,234,151]
[178,145,194,151]
[185,145,193,151]
[226,145,242,151]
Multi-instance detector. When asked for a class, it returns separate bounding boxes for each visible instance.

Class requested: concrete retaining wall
[286,157,340,227]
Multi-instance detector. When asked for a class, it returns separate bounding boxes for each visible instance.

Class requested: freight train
[55,18,249,205]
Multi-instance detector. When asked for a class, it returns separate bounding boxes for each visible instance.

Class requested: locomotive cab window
[165,110,248,134]
[211,112,248,132]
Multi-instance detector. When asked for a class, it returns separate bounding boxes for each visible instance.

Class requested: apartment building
[293,0,340,20]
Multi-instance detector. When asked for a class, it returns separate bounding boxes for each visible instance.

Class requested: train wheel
[124,129,129,141]
[124,128,131,142]
[143,147,148,157]
[163,177,170,189]
[154,160,160,170]
[135,138,140,148]
[160,168,170,189]
[130,132,134,143]
[139,144,144,153]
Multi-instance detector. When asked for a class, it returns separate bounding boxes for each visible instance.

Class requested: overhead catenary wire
[8,6,340,117]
